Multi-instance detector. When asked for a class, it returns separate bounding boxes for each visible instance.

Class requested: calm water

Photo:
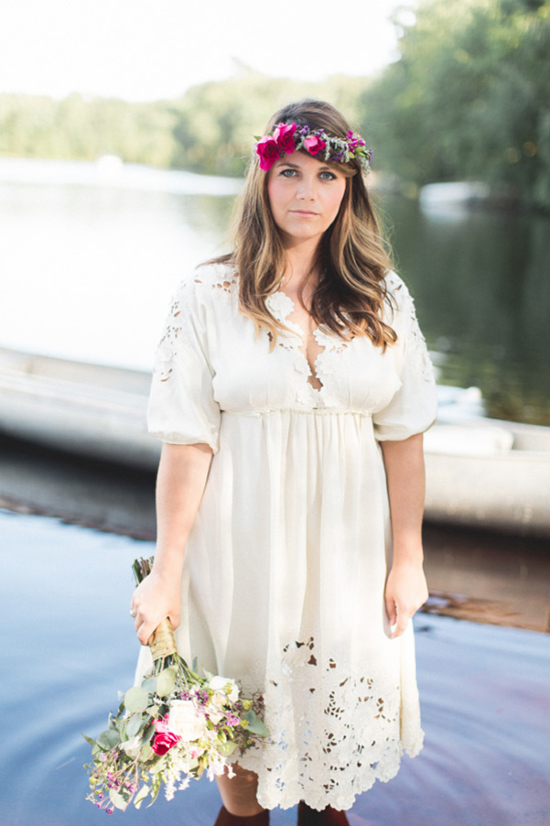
[2,508,549,826]
[0,159,549,423]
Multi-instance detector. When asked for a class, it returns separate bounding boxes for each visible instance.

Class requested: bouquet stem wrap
[148,618,177,661]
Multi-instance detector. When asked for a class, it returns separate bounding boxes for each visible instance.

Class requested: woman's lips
[290,210,319,216]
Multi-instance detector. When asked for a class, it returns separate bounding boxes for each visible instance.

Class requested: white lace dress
[138,261,437,811]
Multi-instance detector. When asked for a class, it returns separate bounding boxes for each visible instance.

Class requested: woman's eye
[281,169,297,178]
[320,171,337,181]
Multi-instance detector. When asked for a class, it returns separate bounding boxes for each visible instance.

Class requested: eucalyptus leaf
[156,666,178,697]
[109,790,128,811]
[141,676,157,693]
[146,705,160,718]
[124,686,149,713]
[126,714,145,738]
[148,780,161,807]
[243,710,269,737]
[217,740,238,756]
[150,754,168,774]
[97,728,121,749]
[140,741,153,761]
[81,733,96,747]
[134,784,150,809]
[143,723,156,743]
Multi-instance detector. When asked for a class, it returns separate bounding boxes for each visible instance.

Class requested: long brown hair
[213,98,397,348]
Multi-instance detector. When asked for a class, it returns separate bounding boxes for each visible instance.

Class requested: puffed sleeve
[373,275,437,441]
[147,275,221,453]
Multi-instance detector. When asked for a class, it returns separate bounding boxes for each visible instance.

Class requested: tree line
[1,0,548,209]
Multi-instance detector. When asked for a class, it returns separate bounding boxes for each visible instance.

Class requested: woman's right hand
[130,568,182,646]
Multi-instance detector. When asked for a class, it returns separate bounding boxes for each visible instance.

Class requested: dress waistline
[221,409,373,418]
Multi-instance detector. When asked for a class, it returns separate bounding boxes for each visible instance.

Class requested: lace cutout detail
[153,265,239,383]
[265,289,351,406]
[407,294,436,382]
[384,272,435,383]
[154,292,190,383]
[194,262,239,296]
[234,636,423,811]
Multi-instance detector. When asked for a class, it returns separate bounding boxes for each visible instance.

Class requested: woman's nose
[297,175,317,200]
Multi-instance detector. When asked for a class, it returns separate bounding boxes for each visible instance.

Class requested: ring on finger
[130,609,137,618]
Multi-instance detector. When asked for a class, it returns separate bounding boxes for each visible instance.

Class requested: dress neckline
[266,286,327,395]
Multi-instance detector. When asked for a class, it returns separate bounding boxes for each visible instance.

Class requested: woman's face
[267,151,347,248]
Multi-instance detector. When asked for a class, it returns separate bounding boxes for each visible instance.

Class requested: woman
[131,99,437,825]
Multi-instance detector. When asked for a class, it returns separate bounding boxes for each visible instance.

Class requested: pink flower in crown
[273,122,297,155]
[151,717,181,756]
[346,130,359,152]
[303,134,326,156]
[256,136,280,171]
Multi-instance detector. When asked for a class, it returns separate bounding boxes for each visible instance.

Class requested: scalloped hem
[229,730,425,812]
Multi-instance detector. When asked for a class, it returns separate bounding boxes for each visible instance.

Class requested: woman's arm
[379,432,429,639]
[130,442,214,645]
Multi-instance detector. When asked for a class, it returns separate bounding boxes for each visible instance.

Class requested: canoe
[0,346,156,470]
[0,346,548,537]
[424,420,550,538]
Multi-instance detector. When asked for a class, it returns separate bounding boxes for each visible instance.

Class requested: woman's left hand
[384,559,429,639]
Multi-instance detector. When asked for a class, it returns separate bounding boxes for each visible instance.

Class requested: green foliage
[0,93,175,166]
[156,665,178,697]
[243,708,270,737]
[123,686,149,713]
[360,0,550,208]
[0,75,372,178]
[168,72,372,176]
[96,728,121,749]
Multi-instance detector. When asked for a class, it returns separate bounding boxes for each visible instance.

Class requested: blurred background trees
[361,0,550,208]
[1,0,549,208]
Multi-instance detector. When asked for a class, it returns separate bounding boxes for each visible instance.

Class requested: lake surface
[2,507,549,826]
[0,158,549,424]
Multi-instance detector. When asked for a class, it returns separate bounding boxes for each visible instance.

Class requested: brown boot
[214,805,270,826]
[297,800,350,826]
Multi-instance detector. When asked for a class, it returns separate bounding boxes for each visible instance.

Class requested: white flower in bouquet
[208,708,225,725]
[209,675,239,702]
[120,735,142,759]
[168,700,207,742]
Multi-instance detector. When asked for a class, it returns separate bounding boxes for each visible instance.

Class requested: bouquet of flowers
[83,557,268,813]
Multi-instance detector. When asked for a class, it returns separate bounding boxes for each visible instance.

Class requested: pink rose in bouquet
[151,718,181,756]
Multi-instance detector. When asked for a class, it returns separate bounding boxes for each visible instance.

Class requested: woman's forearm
[131,442,213,643]
[153,442,214,576]
[379,433,428,637]
[379,433,426,563]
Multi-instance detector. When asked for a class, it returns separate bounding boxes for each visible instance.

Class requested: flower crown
[255,122,373,173]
